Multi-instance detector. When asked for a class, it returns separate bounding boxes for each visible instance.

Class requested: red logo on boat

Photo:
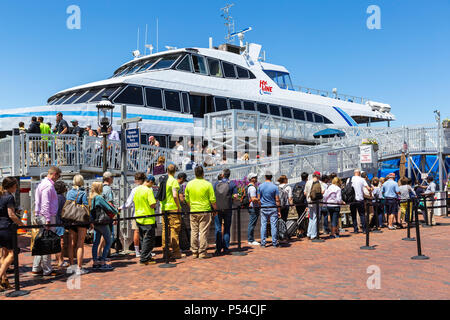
[259,80,272,95]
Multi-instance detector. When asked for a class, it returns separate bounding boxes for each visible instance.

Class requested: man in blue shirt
[257,170,281,248]
[381,173,401,230]
[213,169,238,255]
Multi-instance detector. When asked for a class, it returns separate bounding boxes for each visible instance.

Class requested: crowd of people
[0,164,442,289]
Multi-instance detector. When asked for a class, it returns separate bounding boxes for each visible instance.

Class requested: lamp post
[96,95,115,173]
[434,110,443,192]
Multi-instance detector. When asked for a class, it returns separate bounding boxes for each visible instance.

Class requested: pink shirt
[35,177,58,223]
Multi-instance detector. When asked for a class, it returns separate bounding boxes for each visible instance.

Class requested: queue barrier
[3,194,447,298]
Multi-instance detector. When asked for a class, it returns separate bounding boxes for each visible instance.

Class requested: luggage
[286,219,298,238]
[32,229,61,256]
[277,219,288,241]
[155,175,169,201]
[310,181,323,202]
[61,192,90,224]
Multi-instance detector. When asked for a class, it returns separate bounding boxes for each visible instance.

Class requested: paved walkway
[1,217,450,300]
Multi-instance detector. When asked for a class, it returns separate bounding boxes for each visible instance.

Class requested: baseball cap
[71,119,78,123]
[146,174,156,182]
[248,173,257,180]
[265,170,273,176]
[387,173,396,178]
[313,171,321,176]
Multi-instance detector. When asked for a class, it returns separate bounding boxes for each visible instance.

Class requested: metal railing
[293,85,370,105]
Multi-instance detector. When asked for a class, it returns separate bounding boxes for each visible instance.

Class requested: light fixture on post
[96,94,115,173]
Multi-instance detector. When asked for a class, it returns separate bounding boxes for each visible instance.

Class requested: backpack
[292,182,306,205]
[309,181,323,202]
[279,185,290,208]
[240,184,253,209]
[215,180,232,211]
[342,178,356,203]
[155,175,169,202]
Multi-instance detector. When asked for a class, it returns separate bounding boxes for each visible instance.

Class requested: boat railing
[293,85,370,105]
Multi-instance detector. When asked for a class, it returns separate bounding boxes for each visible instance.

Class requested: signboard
[360,145,373,164]
[328,152,338,173]
[125,128,141,150]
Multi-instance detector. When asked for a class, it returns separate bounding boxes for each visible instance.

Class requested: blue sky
[0,0,449,126]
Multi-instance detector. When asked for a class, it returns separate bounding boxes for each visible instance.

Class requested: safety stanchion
[232,208,247,256]
[5,224,30,298]
[360,201,375,250]
[159,210,176,268]
[411,204,429,260]
[312,202,324,243]
[402,199,416,241]
[444,192,450,219]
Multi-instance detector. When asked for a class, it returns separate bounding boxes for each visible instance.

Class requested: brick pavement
[1,217,449,300]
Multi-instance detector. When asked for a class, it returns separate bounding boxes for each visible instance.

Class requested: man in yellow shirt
[38,116,51,165]
[133,175,157,265]
[161,164,185,260]
[185,166,217,259]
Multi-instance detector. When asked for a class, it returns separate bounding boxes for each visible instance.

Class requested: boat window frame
[181,92,190,114]
[63,91,85,105]
[281,106,293,119]
[293,109,306,121]
[112,85,144,106]
[269,104,281,117]
[236,66,250,79]
[257,103,269,114]
[163,89,182,113]
[144,87,164,110]
[229,98,243,110]
[207,58,224,78]
[222,61,237,79]
[305,111,314,122]
[175,54,193,73]
[313,113,324,124]
[89,86,122,103]
[191,54,209,75]
[214,96,229,112]
[135,57,161,73]
[243,101,256,111]
[150,54,183,71]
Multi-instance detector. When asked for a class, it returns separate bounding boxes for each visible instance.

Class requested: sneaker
[99,264,114,271]
[151,253,155,257]
[135,252,141,258]
[66,265,77,274]
[31,270,43,277]
[76,268,89,275]
[199,253,212,259]
[388,226,396,230]
[192,253,199,259]
[248,241,260,246]
[140,260,156,265]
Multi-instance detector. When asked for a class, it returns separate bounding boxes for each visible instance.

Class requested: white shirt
[323,184,342,207]
[350,176,368,201]
[176,145,184,152]
[248,185,257,208]
[108,130,120,141]
[120,186,138,215]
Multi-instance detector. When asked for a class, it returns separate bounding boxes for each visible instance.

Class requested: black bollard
[232,208,247,256]
[402,199,415,241]
[444,191,450,219]
[312,202,325,243]
[159,210,176,268]
[5,225,30,298]
[422,197,431,228]
[360,201,375,250]
[411,203,429,260]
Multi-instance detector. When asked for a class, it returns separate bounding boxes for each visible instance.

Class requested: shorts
[131,219,138,230]
[55,227,65,237]
[385,198,398,215]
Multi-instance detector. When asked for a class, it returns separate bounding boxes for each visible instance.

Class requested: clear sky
[0,0,449,126]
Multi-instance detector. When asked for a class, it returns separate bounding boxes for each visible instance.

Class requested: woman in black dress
[0,177,24,291]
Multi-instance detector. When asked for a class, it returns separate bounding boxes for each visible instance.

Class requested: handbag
[61,191,90,224]
[91,197,113,225]
[32,229,61,256]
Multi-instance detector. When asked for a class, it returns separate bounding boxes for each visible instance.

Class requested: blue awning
[313,128,346,138]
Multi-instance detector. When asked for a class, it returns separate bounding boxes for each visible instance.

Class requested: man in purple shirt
[32,166,62,277]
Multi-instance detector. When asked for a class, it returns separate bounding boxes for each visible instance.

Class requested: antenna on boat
[145,44,154,55]
[144,24,148,55]
[221,3,235,44]
[230,27,252,47]
[137,27,140,53]
[156,18,159,52]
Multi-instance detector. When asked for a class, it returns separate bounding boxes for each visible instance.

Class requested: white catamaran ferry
[0,30,395,149]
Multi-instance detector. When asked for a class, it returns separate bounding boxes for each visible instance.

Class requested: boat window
[305,111,314,122]
[189,95,205,118]
[192,55,208,75]
[113,66,128,77]
[91,86,121,102]
[113,86,144,105]
[222,62,237,78]
[293,109,305,121]
[324,117,333,124]
[76,88,102,104]
[63,92,85,105]
[281,106,292,118]
[249,71,256,79]
[53,95,67,105]
[236,66,249,79]
[243,101,255,111]
[126,63,144,75]
[164,90,181,112]
[257,103,268,114]
[137,58,159,72]
[263,70,294,89]
[229,99,242,110]
[314,114,324,123]
[176,55,192,72]
[145,88,163,109]
[150,54,181,70]
[208,58,223,77]
[182,92,190,113]
[214,97,228,112]
[48,98,57,105]
[269,105,280,117]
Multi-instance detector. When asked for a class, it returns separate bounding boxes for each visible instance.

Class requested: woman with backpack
[89,182,117,270]
[278,175,293,223]
[65,175,89,275]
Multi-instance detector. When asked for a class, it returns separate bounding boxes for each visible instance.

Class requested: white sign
[360,145,373,164]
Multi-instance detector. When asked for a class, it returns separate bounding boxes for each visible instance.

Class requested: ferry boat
[0,37,395,148]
